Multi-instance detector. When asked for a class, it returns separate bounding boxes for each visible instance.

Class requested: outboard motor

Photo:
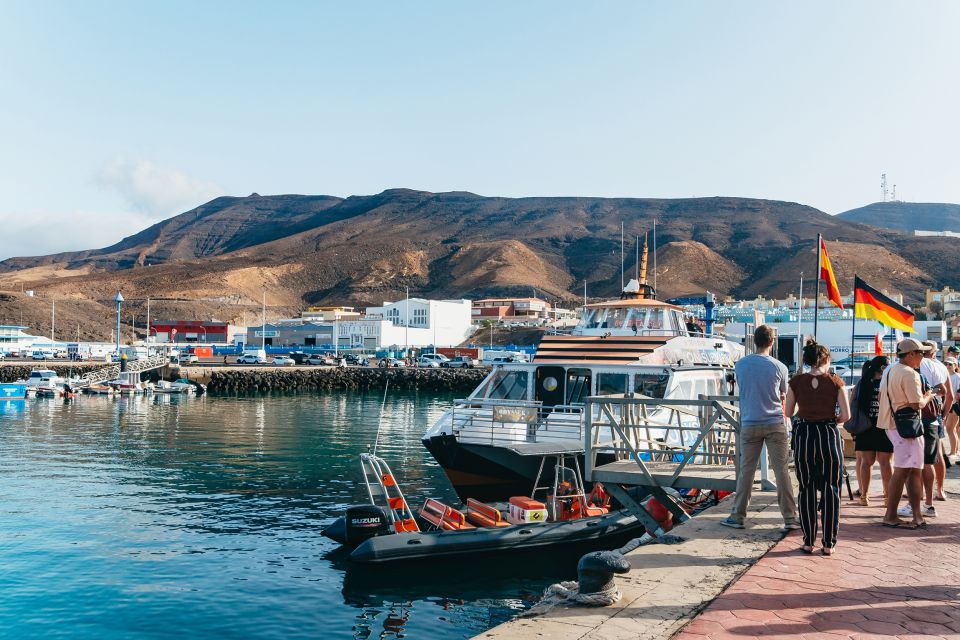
[344,504,390,547]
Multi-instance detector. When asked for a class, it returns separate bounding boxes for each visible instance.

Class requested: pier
[480,394,960,640]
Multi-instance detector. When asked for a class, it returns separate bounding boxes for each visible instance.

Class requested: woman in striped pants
[785,339,851,555]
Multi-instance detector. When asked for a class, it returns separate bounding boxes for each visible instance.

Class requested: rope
[371,379,390,456]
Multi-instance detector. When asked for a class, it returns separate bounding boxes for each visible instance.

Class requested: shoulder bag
[843,382,872,436]
[887,372,922,439]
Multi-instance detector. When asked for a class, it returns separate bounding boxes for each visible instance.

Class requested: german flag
[854,276,914,332]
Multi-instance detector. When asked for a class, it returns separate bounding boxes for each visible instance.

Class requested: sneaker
[897,504,913,517]
[782,521,801,531]
[924,505,938,518]
[719,516,745,529]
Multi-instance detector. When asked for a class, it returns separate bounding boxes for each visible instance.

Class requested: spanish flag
[854,276,914,332]
[819,237,843,309]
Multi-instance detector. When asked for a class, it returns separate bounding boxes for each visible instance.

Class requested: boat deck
[503,441,587,456]
[591,459,737,491]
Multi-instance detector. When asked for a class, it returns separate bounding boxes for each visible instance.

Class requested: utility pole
[51,298,55,342]
[114,292,124,354]
[405,286,410,358]
[620,221,624,291]
[261,291,266,350]
[146,296,151,343]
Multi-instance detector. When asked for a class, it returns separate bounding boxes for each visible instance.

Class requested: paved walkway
[675,477,960,640]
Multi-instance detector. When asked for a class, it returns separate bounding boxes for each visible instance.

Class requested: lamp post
[114,292,124,354]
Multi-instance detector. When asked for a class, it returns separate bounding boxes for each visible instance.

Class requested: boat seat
[419,499,476,531]
[465,498,510,528]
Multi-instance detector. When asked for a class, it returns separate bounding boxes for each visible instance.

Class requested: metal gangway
[584,394,761,533]
[71,355,169,389]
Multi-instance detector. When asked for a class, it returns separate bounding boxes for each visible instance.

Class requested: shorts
[953,402,960,417]
[923,420,941,466]
[886,428,924,470]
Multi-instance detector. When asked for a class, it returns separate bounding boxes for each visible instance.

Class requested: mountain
[837,201,960,233]
[0,190,951,341]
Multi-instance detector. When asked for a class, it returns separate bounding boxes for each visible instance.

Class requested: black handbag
[886,374,923,439]
[843,382,872,436]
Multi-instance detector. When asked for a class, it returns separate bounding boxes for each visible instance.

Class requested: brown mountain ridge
[0,189,950,341]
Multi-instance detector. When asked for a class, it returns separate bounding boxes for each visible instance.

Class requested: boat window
[597,373,627,396]
[485,370,529,401]
[646,309,665,332]
[565,368,592,404]
[634,372,668,398]
[581,309,599,329]
[625,308,648,332]
[607,308,627,329]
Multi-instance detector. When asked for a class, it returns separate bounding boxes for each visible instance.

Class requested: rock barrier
[204,367,488,394]
[0,363,103,383]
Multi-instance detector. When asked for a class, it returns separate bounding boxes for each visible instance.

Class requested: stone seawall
[202,367,488,394]
[0,363,104,383]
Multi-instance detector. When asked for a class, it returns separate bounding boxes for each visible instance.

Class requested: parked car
[0,352,5,360]
[442,355,478,369]
[344,353,369,366]
[378,357,406,368]
[237,353,267,364]
[306,354,336,366]
[417,357,440,368]
[179,354,200,364]
[272,356,295,365]
[491,355,522,364]
[31,351,54,360]
[419,353,450,366]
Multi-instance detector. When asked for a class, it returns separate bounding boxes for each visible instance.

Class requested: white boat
[20,369,66,393]
[152,380,194,394]
[422,270,744,501]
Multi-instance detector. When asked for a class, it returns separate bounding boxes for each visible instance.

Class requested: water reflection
[0,392,564,640]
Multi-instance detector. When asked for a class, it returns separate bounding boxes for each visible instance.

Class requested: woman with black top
[785,339,851,555]
[852,356,892,507]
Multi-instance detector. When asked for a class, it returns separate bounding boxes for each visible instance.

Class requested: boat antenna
[620,220,625,291]
[653,219,657,296]
[372,379,390,456]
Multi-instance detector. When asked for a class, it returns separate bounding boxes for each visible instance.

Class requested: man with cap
[898,340,954,516]
[878,338,936,528]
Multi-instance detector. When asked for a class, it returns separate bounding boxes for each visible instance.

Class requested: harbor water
[0,392,573,639]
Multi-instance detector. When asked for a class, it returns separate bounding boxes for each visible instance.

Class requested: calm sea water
[0,392,573,640]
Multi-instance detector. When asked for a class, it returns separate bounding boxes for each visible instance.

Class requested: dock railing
[584,393,769,493]
[450,398,584,446]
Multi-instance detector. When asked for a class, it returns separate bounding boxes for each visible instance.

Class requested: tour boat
[422,272,743,501]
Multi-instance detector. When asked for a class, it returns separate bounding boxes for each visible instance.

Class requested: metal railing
[450,398,585,446]
[72,355,169,389]
[584,394,746,488]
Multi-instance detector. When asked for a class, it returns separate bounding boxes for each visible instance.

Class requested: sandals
[858,495,870,507]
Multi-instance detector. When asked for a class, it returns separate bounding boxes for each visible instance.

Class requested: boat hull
[347,510,641,564]
[0,383,27,401]
[422,434,615,502]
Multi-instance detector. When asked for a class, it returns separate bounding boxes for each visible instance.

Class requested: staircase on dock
[584,394,762,534]
[71,355,170,389]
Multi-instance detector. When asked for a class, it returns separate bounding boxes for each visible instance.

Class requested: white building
[0,325,39,354]
[355,298,474,348]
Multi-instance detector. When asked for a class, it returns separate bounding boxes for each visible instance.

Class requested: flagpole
[849,274,857,383]
[814,234,822,341]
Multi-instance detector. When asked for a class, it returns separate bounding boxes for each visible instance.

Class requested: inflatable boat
[322,452,656,564]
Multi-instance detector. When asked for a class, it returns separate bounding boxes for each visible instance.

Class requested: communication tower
[881,173,888,202]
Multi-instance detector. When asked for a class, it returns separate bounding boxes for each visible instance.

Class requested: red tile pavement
[673,491,960,640]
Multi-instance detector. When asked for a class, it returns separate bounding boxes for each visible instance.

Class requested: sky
[1,2,959,259]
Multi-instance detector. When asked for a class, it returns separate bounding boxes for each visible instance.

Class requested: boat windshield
[481,369,529,401]
[581,306,670,333]
[634,372,669,398]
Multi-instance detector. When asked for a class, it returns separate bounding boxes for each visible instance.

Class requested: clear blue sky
[1,2,958,259]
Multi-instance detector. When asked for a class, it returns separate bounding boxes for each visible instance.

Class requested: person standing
[918,341,953,506]
[851,356,893,507]
[945,357,960,460]
[785,339,851,555]
[720,325,799,531]
[879,339,936,529]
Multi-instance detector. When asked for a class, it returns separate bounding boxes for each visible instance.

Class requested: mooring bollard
[577,550,631,598]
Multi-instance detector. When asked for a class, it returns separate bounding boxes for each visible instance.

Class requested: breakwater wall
[199,367,488,394]
[0,363,103,383]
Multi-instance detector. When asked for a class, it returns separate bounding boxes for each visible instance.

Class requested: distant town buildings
[472,297,577,324]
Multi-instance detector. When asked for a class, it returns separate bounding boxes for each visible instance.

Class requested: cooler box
[507,496,547,525]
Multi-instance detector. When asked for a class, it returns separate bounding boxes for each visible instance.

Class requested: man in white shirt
[906,341,955,516]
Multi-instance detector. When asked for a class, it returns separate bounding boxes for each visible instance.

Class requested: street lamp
[114,292,124,354]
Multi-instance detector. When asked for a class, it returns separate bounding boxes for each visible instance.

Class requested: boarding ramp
[585,394,763,531]
[71,355,169,389]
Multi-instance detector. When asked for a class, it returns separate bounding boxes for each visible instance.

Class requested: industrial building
[149,320,230,344]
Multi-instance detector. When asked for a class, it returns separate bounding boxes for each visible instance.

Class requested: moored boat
[323,453,652,564]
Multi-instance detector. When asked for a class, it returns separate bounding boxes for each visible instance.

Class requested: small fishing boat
[85,384,115,396]
[153,380,194,394]
[322,453,653,564]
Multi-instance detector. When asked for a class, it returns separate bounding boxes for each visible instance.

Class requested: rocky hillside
[837,201,960,234]
[0,189,953,341]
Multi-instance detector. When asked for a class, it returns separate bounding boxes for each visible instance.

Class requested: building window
[387,309,400,323]
[413,308,427,326]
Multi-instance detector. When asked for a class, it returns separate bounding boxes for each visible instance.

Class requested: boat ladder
[359,453,420,533]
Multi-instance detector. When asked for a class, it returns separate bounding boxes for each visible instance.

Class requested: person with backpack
[785,339,851,555]
[846,356,892,507]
